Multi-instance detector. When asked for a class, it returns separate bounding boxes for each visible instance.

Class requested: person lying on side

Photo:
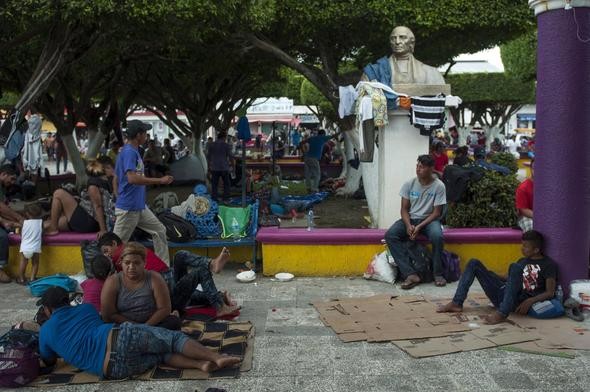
[38,287,241,380]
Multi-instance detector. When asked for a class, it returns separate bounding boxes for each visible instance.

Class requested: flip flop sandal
[435,277,447,287]
[401,280,420,290]
[16,278,28,286]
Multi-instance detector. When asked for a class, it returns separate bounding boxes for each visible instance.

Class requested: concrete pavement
[1,266,588,392]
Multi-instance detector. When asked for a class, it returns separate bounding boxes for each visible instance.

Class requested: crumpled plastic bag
[363,250,397,284]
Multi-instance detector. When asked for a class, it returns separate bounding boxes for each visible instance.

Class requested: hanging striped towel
[410,95,446,132]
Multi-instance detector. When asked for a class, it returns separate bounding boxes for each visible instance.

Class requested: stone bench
[256,227,523,276]
[6,203,261,277]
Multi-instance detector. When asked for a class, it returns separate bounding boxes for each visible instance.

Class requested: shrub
[446,170,519,228]
[490,152,519,174]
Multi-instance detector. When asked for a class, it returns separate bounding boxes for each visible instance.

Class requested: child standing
[80,255,113,312]
[18,203,43,284]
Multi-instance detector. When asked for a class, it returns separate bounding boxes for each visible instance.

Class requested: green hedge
[447,154,519,228]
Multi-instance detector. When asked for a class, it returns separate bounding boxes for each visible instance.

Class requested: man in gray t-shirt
[384,155,447,289]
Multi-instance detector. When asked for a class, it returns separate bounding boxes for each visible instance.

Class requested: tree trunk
[485,126,501,151]
[61,132,88,188]
[458,126,472,146]
[86,128,106,160]
[192,134,208,175]
[15,24,74,115]
[335,130,361,196]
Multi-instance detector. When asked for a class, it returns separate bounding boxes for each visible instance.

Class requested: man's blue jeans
[452,259,564,318]
[171,251,223,311]
[106,322,189,380]
[384,218,444,279]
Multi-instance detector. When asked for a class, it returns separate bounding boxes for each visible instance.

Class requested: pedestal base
[362,110,430,229]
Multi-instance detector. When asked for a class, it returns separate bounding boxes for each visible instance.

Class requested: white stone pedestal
[362,110,430,229]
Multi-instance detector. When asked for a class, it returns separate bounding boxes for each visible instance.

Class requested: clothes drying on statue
[354,84,387,163]
[410,95,447,135]
[338,85,358,119]
[22,114,43,172]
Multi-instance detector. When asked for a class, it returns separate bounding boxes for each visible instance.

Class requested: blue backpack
[29,274,78,297]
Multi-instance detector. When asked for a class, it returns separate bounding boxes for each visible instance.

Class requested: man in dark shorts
[38,287,241,379]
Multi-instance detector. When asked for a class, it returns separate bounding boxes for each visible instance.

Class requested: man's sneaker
[0,269,11,283]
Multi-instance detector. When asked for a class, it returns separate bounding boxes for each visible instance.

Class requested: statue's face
[390,27,415,57]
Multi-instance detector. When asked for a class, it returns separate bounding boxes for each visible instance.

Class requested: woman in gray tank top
[101,242,181,330]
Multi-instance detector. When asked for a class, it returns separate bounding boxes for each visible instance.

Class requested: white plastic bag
[363,250,397,284]
[570,279,590,310]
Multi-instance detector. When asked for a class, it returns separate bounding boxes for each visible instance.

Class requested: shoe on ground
[565,307,585,322]
[0,269,12,283]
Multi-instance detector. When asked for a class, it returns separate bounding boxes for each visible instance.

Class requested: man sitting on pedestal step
[384,154,447,289]
[437,230,564,324]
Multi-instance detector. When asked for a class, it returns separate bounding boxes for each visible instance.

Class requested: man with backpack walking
[113,120,172,265]
[384,155,447,289]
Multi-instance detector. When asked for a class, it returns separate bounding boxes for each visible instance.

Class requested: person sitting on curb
[38,287,241,380]
[0,164,24,283]
[437,230,564,324]
[384,154,447,289]
[516,159,534,232]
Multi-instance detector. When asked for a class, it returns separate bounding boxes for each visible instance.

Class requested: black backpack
[406,242,434,283]
[157,211,197,243]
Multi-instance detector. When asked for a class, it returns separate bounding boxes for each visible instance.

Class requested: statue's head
[390,26,415,58]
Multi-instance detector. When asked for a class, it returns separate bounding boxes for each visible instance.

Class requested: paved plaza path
[3,266,589,392]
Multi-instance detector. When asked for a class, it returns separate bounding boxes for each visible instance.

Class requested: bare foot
[216,303,240,318]
[483,311,507,325]
[210,247,230,274]
[194,360,216,372]
[215,354,241,369]
[223,291,237,307]
[43,223,59,236]
[437,302,463,313]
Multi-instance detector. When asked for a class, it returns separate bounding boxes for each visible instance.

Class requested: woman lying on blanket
[101,243,240,330]
[38,286,241,380]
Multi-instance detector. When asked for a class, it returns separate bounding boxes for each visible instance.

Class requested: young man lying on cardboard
[438,230,564,324]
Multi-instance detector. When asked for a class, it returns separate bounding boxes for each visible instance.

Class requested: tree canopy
[0,0,538,185]
[501,29,537,82]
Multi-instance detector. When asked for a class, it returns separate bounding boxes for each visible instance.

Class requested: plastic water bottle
[555,285,564,303]
[307,209,314,231]
[230,217,241,240]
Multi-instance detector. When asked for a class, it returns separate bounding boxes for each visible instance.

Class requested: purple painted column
[530,0,590,290]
